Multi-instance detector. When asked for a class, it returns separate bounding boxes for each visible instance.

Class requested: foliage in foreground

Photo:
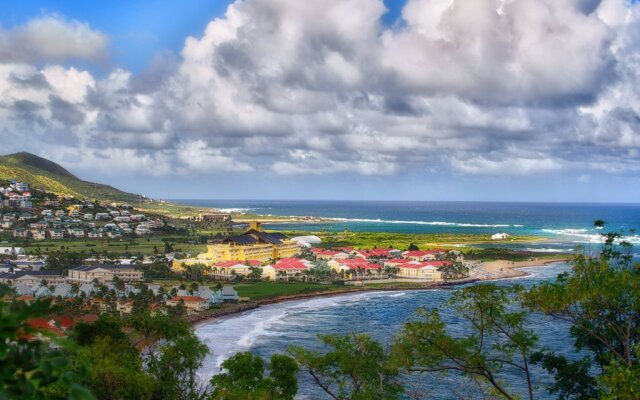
[2,223,639,400]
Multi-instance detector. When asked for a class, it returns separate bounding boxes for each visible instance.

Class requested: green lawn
[275,230,546,250]
[233,282,346,301]
[15,237,207,256]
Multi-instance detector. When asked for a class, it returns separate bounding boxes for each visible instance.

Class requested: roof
[332,258,381,270]
[214,260,248,268]
[0,271,63,279]
[26,318,64,337]
[69,264,137,271]
[396,260,451,269]
[403,250,445,257]
[221,285,237,296]
[246,229,283,244]
[355,248,396,258]
[222,235,257,245]
[53,315,75,329]
[172,296,207,303]
[272,258,312,270]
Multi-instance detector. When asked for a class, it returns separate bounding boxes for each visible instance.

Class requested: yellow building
[172,224,301,271]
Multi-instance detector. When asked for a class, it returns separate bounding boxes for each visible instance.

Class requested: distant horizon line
[163,198,640,206]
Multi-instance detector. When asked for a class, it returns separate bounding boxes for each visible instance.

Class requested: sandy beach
[474,257,569,280]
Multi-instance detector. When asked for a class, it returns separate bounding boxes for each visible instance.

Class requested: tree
[149,332,209,400]
[407,243,419,251]
[82,336,155,400]
[291,333,402,400]
[0,285,95,400]
[394,284,538,400]
[209,352,298,400]
[525,225,640,399]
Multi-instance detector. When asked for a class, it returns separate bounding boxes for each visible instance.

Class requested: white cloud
[451,156,562,175]
[0,16,108,64]
[2,1,640,181]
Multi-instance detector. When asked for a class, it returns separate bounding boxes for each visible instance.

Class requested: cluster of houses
[0,181,166,240]
[0,263,240,315]
[0,181,33,209]
[173,246,462,283]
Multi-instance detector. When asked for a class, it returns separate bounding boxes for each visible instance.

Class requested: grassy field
[233,282,345,301]
[149,280,348,301]
[10,237,207,256]
[273,230,546,250]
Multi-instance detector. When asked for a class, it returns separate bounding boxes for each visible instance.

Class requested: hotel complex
[173,222,301,270]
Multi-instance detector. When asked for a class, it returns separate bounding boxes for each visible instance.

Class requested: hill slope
[0,152,141,203]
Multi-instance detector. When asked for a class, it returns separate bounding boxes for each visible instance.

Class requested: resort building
[67,265,143,283]
[402,250,444,261]
[328,258,382,278]
[310,248,350,260]
[353,248,401,259]
[384,259,446,282]
[262,258,313,281]
[173,222,301,270]
[0,271,66,287]
[210,261,253,279]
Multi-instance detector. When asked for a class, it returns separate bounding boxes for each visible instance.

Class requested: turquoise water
[196,262,576,399]
[178,200,640,252]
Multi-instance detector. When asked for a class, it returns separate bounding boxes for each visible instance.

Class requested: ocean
[178,200,640,251]
[187,201,640,398]
[196,263,575,399]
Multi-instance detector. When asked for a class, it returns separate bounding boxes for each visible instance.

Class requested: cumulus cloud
[1,0,640,181]
[0,16,108,64]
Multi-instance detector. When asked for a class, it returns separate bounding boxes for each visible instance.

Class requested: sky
[1,0,639,202]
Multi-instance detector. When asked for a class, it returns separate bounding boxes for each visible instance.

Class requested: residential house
[78,283,97,297]
[116,300,134,314]
[87,230,102,239]
[30,230,46,240]
[67,228,85,238]
[166,296,209,314]
[33,285,52,298]
[14,284,33,296]
[13,182,29,192]
[13,228,29,238]
[0,246,25,257]
[219,285,239,302]
[52,284,74,298]
[47,229,64,240]
[95,213,111,221]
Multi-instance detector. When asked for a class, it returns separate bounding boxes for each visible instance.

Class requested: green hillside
[0,152,141,203]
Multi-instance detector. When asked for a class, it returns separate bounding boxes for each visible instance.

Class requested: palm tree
[71,282,80,297]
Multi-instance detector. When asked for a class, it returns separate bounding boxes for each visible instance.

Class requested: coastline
[475,257,569,280]
[189,257,569,326]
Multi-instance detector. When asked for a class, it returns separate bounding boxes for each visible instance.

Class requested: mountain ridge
[0,152,141,203]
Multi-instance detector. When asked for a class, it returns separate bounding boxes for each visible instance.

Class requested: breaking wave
[326,217,523,228]
[541,228,640,244]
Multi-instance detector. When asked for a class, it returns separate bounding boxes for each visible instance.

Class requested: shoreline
[475,257,569,280]
[189,257,568,326]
